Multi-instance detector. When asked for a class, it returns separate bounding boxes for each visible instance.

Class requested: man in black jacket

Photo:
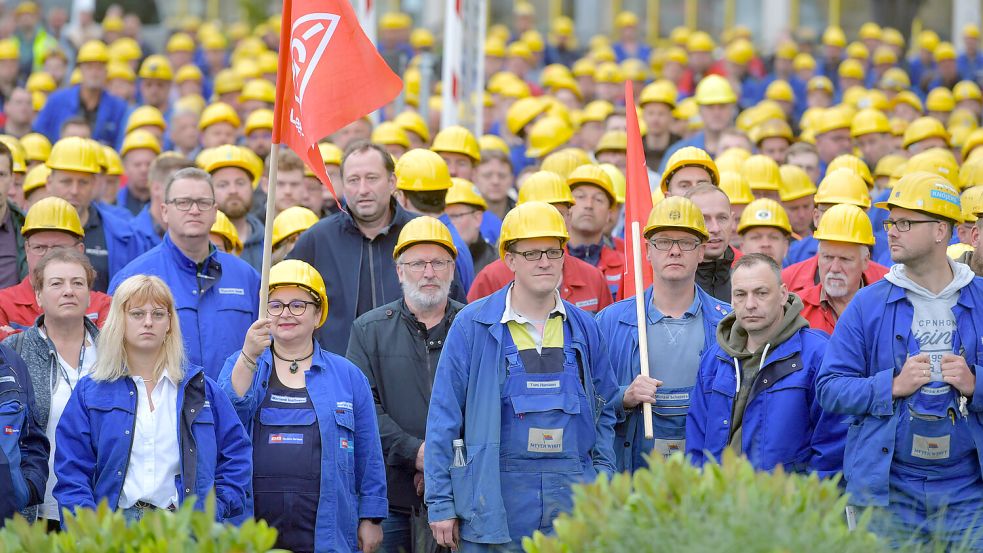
[687,184,738,302]
[347,216,463,553]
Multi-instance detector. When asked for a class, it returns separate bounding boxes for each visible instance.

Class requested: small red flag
[621,81,654,299]
[273,0,403,202]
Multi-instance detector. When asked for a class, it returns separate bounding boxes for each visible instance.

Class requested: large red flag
[273,0,402,201]
[621,81,654,299]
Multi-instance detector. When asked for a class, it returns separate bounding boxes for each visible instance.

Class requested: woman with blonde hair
[53,274,251,523]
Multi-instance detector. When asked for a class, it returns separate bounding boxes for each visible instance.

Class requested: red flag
[273,0,402,202]
[621,81,654,299]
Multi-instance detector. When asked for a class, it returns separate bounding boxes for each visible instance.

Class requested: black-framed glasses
[882,219,939,232]
[647,237,701,251]
[510,248,565,261]
[166,197,216,211]
[268,300,318,317]
[399,259,454,273]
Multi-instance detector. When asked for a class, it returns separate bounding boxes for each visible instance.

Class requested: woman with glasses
[220,260,387,553]
[3,248,100,529]
[53,275,251,523]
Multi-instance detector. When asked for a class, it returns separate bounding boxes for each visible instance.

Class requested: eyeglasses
[166,197,216,211]
[509,248,565,261]
[882,219,939,232]
[399,259,454,273]
[127,309,169,323]
[25,241,80,256]
[268,300,319,317]
[445,209,480,221]
[647,237,702,251]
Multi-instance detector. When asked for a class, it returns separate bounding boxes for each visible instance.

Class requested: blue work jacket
[52,365,252,521]
[424,285,618,545]
[0,343,48,525]
[657,132,707,173]
[92,202,153,286]
[686,327,846,476]
[32,86,128,147]
[594,285,730,472]
[108,234,260,379]
[129,205,162,248]
[816,279,983,506]
[219,344,389,553]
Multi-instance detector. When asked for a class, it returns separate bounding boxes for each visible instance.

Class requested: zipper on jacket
[369,241,378,308]
[115,379,139,510]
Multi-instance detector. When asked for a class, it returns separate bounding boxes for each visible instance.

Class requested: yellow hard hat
[859,22,882,40]
[893,90,924,114]
[741,154,783,192]
[120,130,161,157]
[670,26,691,46]
[371,121,411,149]
[212,69,244,95]
[903,116,950,149]
[19,132,50,163]
[905,147,960,182]
[813,203,875,245]
[394,111,431,143]
[525,116,574,158]
[661,146,719,193]
[199,102,241,131]
[851,108,891,138]
[594,130,627,155]
[498,201,569,259]
[507,41,533,62]
[620,58,649,82]
[694,74,737,105]
[432,126,481,163]
[806,75,834,94]
[22,196,84,238]
[484,36,507,58]
[775,40,798,60]
[715,147,752,170]
[269,260,329,328]
[571,57,595,77]
[125,105,166,135]
[107,61,135,82]
[23,163,50,196]
[211,210,243,256]
[960,184,983,222]
[478,134,510,157]
[874,154,907,180]
[202,144,263,180]
[814,105,853,135]
[827,154,873,188]
[541,64,574,88]
[46,136,100,174]
[138,55,174,81]
[643,196,709,240]
[239,78,275,105]
[102,15,124,33]
[639,80,678,108]
[846,42,869,62]
[522,30,545,53]
[778,165,817,201]
[814,168,872,208]
[947,242,975,259]
[593,61,623,84]
[751,118,793,145]
[725,39,755,65]
[873,46,898,66]
[874,171,962,222]
[961,158,983,190]
[0,136,25,174]
[25,72,55,94]
[880,68,911,91]
[272,206,320,248]
[410,28,435,50]
[505,96,549,135]
[446,178,488,210]
[244,109,274,135]
[599,164,626,204]
[965,23,982,39]
[518,170,575,205]
[202,32,229,51]
[540,149,590,179]
[108,37,141,63]
[926,87,956,112]
[718,170,754,205]
[764,79,794,103]
[174,64,203,84]
[580,100,615,124]
[76,40,107,64]
[686,31,715,53]
[663,46,689,66]
[166,32,195,53]
[395,149,452,191]
[614,11,639,29]
[738,198,792,234]
[793,53,816,72]
[882,27,905,48]
[319,142,343,166]
[380,11,412,31]
[934,42,957,63]
[101,145,123,176]
[567,164,616,204]
[822,26,847,48]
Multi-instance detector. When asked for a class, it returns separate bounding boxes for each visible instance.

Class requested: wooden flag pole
[631,221,654,440]
[258,143,279,320]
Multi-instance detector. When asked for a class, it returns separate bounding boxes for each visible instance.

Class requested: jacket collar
[882,276,976,309]
[340,198,412,239]
[162,233,218,273]
[618,285,728,327]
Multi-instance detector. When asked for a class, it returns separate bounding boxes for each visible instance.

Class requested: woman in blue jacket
[53,274,251,523]
[219,260,388,553]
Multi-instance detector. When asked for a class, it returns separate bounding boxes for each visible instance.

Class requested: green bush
[0,494,281,553]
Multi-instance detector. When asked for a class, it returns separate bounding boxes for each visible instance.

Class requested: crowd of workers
[0,1,982,552]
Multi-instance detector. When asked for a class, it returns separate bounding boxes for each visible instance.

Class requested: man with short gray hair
[109,167,260,379]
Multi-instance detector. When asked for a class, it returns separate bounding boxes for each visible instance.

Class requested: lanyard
[54,334,88,392]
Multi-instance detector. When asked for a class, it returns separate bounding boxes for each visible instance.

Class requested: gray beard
[402,279,451,310]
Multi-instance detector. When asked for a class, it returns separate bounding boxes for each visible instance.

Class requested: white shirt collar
[500,283,566,325]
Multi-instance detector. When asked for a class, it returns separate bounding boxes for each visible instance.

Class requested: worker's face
[815,128,853,163]
[576,120,605,152]
[46,169,95,212]
[759,137,790,164]
[642,102,672,135]
[699,103,736,133]
[504,237,564,297]
[0,154,10,202]
[666,166,713,197]
[341,148,396,226]
[274,169,308,214]
[885,206,948,265]
[245,128,273,161]
[269,286,322,342]
[645,229,704,284]
[140,78,171,108]
[302,176,325,214]
[24,231,82,270]
[35,260,91,321]
[740,227,789,265]
[444,203,484,245]
[689,189,732,259]
[569,184,613,236]
[212,166,253,219]
[123,300,171,354]
[122,148,155,192]
[855,132,891,166]
[908,137,948,155]
[162,177,217,242]
[786,152,821,184]
[818,240,868,299]
[201,122,238,149]
[596,150,627,172]
[169,113,200,152]
[396,243,455,309]
[783,195,815,236]
[4,89,32,126]
[474,158,513,203]
[439,152,475,180]
[731,262,788,335]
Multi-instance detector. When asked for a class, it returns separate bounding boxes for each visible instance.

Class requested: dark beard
[221,197,250,219]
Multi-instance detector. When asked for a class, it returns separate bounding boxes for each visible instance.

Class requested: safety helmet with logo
[138,54,174,81]
[210,211,243,256]
[540,149,590,179]
[643,196,709,240]
[903,116,950,149]
[567,164,616,204]
[199,102,241,131]
[22,196,84,238]
[737,198,792,234]
[125,105,166,135]
[814,168,871,208]
[269,260,329,328]
[741,154,782,192]
[431,126,481,163]
[660,146,720,193]
[827,154,873,188]
[525,116,574,159]
[905,147,960,183]
[778,165,817,201]
[812,203,875,245]
[120,130,162,157]
[395,149,452,191]
[46,136,101,174]
[851,108,891,138]
[371,122,411,149]
[718,171,754,205]
[498,201,569,259]
[517,171,575,206]
[446,178,488,210]
[694,75,737,105]
[639,80,677,108]
[20,132,50,164]
[874,171,962,223]
[271,206,319,248]
[202,144,263,182]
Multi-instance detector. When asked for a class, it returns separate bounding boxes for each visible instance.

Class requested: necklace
[271,343,315,374]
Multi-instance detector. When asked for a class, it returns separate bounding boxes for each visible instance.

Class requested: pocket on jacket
[334,409,356,476]
[0,399,28,508]
[449,463,475,520]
